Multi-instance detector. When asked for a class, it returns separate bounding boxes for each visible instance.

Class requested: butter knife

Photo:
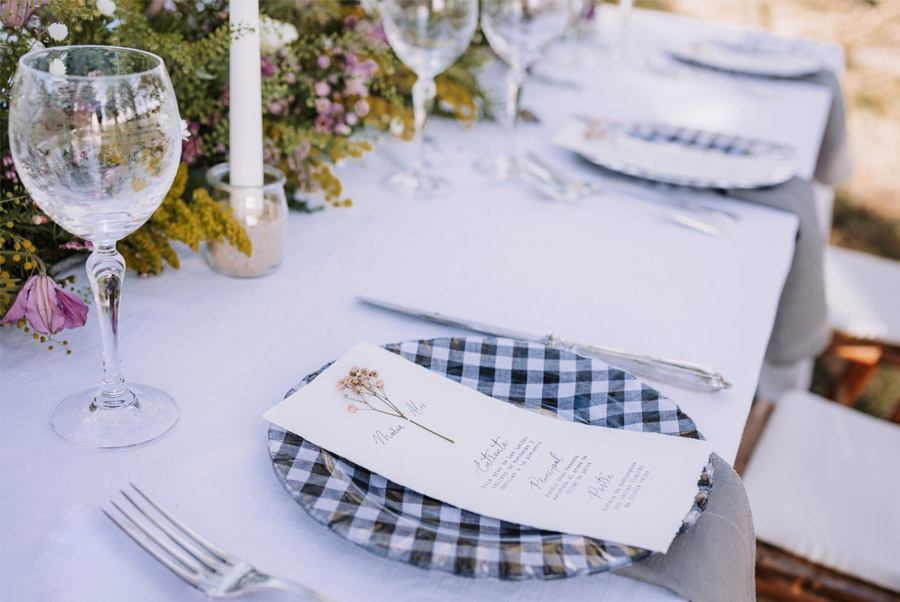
[357,296,732,393]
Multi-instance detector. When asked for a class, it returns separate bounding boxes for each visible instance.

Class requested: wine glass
[8,46,183,449]
[551,0,598,66]
[477,0,569,180]
[380,0,478,197]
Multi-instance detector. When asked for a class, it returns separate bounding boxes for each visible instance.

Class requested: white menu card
[264,343,712,552]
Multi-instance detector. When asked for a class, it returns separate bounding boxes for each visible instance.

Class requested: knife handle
[545,336,731,393]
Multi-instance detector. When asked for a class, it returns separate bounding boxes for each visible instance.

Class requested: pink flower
[59,240,93,251]
[346,404,358,414]
[317,54,330,69]
[260,57,276,77]
[181,122,200,166]
[354,99,370,117]
[1,275,88,335]
[314,81,330,97]
[315,97,332,115]
[314,114,333,133]
[345,77,368,98]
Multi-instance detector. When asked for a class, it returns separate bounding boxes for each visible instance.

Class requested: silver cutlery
[520,152,726,236]
[358,296,732,393]
[530,141,742,223]
[104,484,334,601]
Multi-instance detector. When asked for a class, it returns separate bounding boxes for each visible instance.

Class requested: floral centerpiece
[0,0,486,347]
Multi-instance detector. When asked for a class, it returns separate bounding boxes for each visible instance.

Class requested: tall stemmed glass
[381,0,478,197]
[9,46,183,449]
[477,0,569,179]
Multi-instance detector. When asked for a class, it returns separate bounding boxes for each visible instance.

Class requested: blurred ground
[649,0,900,417]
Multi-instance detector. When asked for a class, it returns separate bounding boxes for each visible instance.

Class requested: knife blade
[357,296,731,393]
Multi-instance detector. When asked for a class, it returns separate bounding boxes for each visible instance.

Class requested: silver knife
[357,296,732,393]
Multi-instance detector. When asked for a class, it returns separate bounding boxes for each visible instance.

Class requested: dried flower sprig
[338,367,454,444]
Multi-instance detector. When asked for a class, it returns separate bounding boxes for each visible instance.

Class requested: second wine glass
[381,0,478,197]
[478,0,569,180]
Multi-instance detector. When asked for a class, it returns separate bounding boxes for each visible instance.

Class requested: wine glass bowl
[380,0,478,197]
[10,46,182,242]
[8,46,182,449]
[481,0,570,70]
[382,0,477,79]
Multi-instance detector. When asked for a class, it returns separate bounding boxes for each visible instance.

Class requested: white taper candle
[229,0,264,187]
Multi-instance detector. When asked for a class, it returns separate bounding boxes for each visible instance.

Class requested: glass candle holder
[204,163,287,278]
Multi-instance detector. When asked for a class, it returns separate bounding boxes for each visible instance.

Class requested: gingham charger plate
[554,117,797,189]
[267,337,714,580]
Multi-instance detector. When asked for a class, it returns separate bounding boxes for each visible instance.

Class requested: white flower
[48,58,67,76]
[259,16,298,54]
[180,119,191,141]
[389,117,405,137]
[47,23,68,41]
[96,0,116,17]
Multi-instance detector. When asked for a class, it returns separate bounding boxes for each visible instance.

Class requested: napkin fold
[615,454,755,602]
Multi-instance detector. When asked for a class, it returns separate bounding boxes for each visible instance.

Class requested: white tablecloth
[0,9,839,602]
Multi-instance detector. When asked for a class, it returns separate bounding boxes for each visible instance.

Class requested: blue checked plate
[267,337,713,580]
[554,117,797,189]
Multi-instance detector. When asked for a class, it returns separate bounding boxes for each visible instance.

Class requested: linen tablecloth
[0,8,843,602]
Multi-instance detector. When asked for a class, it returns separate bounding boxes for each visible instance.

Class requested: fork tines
[104,483,231,591]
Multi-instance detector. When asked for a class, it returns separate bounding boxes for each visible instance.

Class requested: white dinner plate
[553,118,798,189]
[667,36,823,79]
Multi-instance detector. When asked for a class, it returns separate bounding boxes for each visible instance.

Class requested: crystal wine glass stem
[86,242,130,407]
[411,76,437,172]
[504,65,524,163]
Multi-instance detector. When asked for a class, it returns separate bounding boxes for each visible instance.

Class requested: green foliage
[0,0,487,329]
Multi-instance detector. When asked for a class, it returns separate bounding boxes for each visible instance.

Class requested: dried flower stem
[338,367,454,444]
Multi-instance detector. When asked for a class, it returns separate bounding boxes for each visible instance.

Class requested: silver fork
[520,152,726,236]
[104,484,334,600]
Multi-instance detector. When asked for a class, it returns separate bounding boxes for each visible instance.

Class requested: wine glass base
[383,169,450,198]
[51,384,178,450]
[473,153,518,182]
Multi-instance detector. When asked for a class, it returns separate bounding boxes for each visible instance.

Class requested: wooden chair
[736,392,900,601]
[825,247,900,409]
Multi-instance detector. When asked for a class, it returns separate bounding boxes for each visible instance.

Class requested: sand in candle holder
[204,163,287,278]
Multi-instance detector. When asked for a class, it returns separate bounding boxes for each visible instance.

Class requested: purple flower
[317,54,330,69]
[354,99,370,117]
[181,122,200,165]
[314,114,333,133]
[367,22,388,44]
[59,240,93,251]
[315,97,332,115]
[260,57,276,77]
[1,275,88,335]
[345,77,368,97]
[314,81,330,97]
